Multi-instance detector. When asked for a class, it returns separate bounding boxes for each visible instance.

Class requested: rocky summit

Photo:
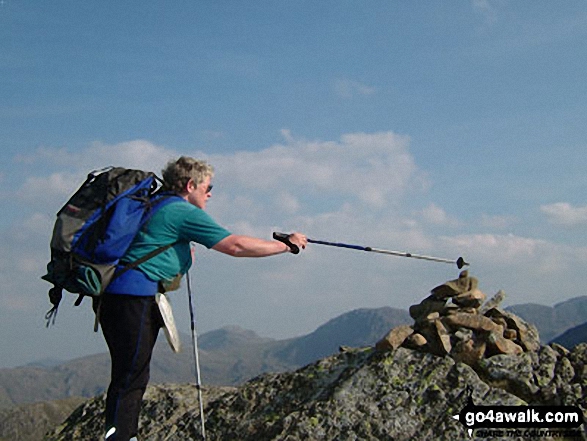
[46,274,587,440]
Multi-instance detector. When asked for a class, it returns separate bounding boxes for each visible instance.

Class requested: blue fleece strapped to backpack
[42,167,181,328]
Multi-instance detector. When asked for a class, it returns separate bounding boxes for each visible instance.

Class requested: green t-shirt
[122,200,231,283]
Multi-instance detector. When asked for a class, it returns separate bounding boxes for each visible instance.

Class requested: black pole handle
[273,232,300,254]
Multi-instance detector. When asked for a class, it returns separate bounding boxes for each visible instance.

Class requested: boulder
[376,325,414,351]
[486,332,524,356]
[452,288,486,308]
[417,320,452,356]
[404,333,428,349]
[451,338,486,365]
[430,270,478,300]
[484,308,540,352]
[409,296,446,321]
[479,289,506,314]
[442,313,503,334]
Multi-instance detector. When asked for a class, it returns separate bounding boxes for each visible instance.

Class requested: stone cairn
[376,271,541,367]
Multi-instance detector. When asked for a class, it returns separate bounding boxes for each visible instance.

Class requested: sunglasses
[206,184,213,193]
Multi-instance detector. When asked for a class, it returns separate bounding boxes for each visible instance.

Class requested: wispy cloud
[445,233,547,263]
[15,140,176,171]
[541,202,587,227]
[209,130,425,217]
[419,203,461,227]
[440,233,587,281]
[12,141,179,211]
[333,78,376,99]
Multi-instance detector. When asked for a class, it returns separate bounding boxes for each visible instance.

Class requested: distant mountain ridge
[0,297,584,412]
[551,321,587,348]
[273,307,411,366]
[0,306,411,411]
[506,295,587,342]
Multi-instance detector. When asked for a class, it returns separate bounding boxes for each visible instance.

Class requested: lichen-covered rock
[45,344,587,441]
[45,384,234,441]
[479,289,506,314]
[182,348,526,441]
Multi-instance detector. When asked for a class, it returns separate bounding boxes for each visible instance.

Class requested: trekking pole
[273,232,469,269]
[186,267,206,440]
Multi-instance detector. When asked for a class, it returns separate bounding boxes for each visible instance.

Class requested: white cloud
[443,233,546,262]
[541,202,587,227]
[438,232,587,279]
[12,141,180,211]
[210,130,425,215]
[84,140,178,172]
[333,78,376,99]
[419,203,460,227]
[18,172,81,205]
[14,140,177,173]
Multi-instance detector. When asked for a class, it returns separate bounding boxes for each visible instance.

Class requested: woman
[101,156,307,441]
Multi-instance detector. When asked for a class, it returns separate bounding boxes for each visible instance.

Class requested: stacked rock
[376,271,541,368]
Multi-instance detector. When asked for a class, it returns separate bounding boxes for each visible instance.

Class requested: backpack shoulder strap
[111,193,184,280]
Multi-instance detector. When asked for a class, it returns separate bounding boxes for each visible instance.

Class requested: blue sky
[1,1,586,368]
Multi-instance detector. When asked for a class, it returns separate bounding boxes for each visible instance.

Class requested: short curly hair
[161,156,214,193]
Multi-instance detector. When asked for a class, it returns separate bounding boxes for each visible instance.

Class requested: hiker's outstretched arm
[212,233,306,257]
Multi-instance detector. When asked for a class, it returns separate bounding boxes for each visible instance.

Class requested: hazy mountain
[274,306,411,366]
[506,295,587,342]
[0,397,85,441]
[23,359,65,369]
[0,353,110,411]
[551,321,587,349]
[2,297,586,412]
[0,307,410,411]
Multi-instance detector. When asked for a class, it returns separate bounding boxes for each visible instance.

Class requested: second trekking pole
[187,266,206,440]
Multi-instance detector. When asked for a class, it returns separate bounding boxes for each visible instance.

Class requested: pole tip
[456,257,469,269]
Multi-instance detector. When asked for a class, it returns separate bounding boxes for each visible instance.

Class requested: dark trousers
[99,294,163,441]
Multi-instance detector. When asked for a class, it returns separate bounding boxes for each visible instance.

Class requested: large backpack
[42,167,179,329]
